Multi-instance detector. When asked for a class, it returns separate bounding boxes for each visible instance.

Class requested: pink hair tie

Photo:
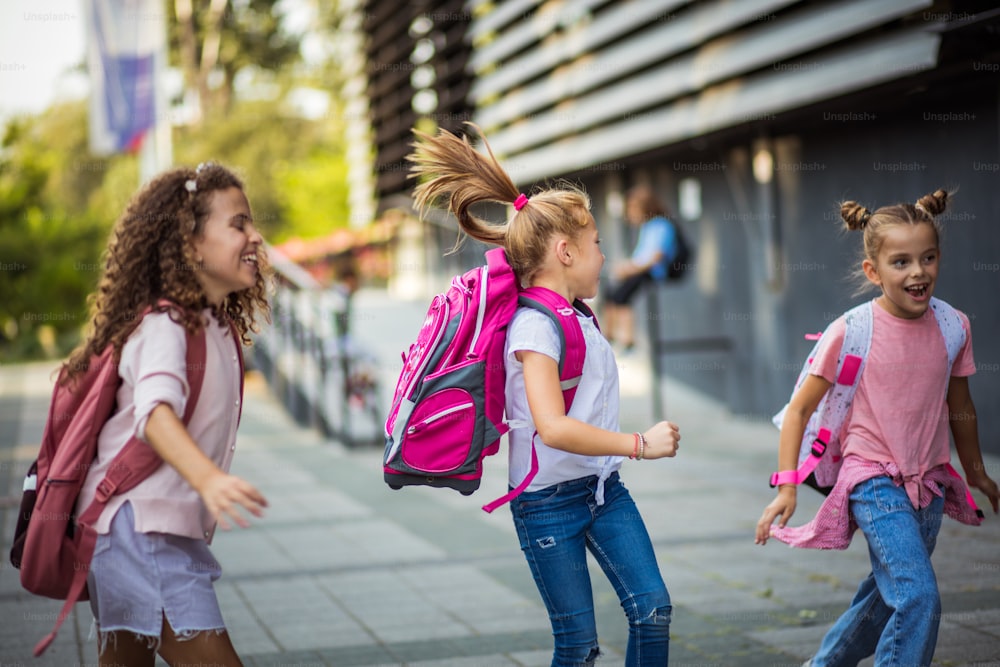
[513,193,529,211]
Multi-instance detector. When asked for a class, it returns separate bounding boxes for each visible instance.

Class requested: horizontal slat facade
[467,0,933,183]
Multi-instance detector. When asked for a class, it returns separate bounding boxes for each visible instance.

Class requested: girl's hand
[642,421,680,459]
[197,472,269,530]
[755,487,797,545]
[967,472,1000,514]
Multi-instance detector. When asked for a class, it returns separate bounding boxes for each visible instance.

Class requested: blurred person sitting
[602,185,682,351]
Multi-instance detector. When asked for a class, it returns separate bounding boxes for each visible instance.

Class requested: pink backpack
[383,247,594,513]
[8,305,238,656]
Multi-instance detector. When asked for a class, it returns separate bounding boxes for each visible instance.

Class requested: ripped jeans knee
[624,587,672,628]
[632,602,672,629]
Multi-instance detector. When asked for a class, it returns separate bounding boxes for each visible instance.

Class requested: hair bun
[916,189,948,217]
[840,201,871,231]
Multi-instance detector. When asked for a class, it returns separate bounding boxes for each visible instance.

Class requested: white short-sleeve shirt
[504,305,623,492]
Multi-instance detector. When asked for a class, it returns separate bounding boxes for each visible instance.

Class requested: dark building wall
[358,0,1000,453]
[363,0,473,203]
[573,75,1000,453]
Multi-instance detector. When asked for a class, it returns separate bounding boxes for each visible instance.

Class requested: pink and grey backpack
[383,247,594,512]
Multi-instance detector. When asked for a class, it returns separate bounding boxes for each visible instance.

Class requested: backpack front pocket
[400,387,477,473]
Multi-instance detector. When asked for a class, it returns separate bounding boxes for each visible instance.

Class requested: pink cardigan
[75,311,243,541]
[771,455,982,549]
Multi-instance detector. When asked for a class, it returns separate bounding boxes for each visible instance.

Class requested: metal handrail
[251,244,381,447]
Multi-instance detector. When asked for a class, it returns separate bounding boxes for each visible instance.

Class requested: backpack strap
[517,287,590,409]
[32,320,209,657]
[481,287,591,514]
[928,298,983,517]
[929,297,965,371]
[770,301,872,488]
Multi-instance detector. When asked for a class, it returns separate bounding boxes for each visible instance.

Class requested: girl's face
[192,187,263,306]
[568,215,605,300]
[863,222,939,320]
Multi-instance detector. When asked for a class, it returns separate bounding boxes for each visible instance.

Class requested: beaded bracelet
[629,432,647,460]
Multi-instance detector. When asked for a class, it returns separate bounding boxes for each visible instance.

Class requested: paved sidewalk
[1,287,998,666]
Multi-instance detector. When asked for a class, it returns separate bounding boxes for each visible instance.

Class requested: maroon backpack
[8,306,231,656]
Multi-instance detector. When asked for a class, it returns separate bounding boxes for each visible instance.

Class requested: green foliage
[173,99,352,241]
[1,100,355,361]
[0,102,114,362]
[1,2,357,361]
[273,147,352,242]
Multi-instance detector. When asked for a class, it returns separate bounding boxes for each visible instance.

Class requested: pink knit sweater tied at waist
[771,456,982,550]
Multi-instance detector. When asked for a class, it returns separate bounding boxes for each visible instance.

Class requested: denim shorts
[86,502,226,645]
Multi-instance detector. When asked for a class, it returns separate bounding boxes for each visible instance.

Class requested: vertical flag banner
[86,0,163,155]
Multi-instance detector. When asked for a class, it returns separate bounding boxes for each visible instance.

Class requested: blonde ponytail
[408,124,592,285]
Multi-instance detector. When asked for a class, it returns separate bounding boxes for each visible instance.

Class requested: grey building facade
[361,0,1000,453]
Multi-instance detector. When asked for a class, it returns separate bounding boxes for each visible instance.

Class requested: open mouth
[904,283,928,298]
[241,252,259,273]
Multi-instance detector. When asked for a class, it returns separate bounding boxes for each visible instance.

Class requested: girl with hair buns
[72,162,271,666]
[409,125,679,666]
[755,189,999,666]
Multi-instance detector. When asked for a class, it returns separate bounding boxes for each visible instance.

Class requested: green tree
[1,2,358,360]
[0,103,119,360]
[172,98,352,242]
[170,0,301,121]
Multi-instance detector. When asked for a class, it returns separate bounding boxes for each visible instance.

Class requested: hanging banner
[86,0,163,155]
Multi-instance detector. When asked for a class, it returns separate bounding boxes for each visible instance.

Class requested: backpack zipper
[403,297,450,403]
[468,266,488,357]
[407,401,474,434]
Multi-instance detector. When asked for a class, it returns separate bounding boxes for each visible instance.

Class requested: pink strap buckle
[769,428,831,488]
[770,469,801,487]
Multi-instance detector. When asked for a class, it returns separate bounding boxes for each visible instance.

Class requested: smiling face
[863,222,939,319]
[191,186,263,306]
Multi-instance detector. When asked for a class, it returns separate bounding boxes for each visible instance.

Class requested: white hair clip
[185,179,198,193]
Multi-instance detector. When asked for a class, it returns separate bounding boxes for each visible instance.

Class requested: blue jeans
[510,472,671,666]
[812,475,944,667]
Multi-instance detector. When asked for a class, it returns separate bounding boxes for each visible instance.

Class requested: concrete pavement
[1,286,998,666]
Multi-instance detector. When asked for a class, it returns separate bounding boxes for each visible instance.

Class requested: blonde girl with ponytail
[410,125,679,666]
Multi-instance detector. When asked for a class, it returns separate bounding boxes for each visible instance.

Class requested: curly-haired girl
[72,162,271,667]
[756,190,999,666]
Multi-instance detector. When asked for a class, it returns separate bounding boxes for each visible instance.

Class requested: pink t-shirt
[75,311,244,541]
[811,299,975,503]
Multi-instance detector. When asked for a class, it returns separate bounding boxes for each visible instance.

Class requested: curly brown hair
[64,163,271,381]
